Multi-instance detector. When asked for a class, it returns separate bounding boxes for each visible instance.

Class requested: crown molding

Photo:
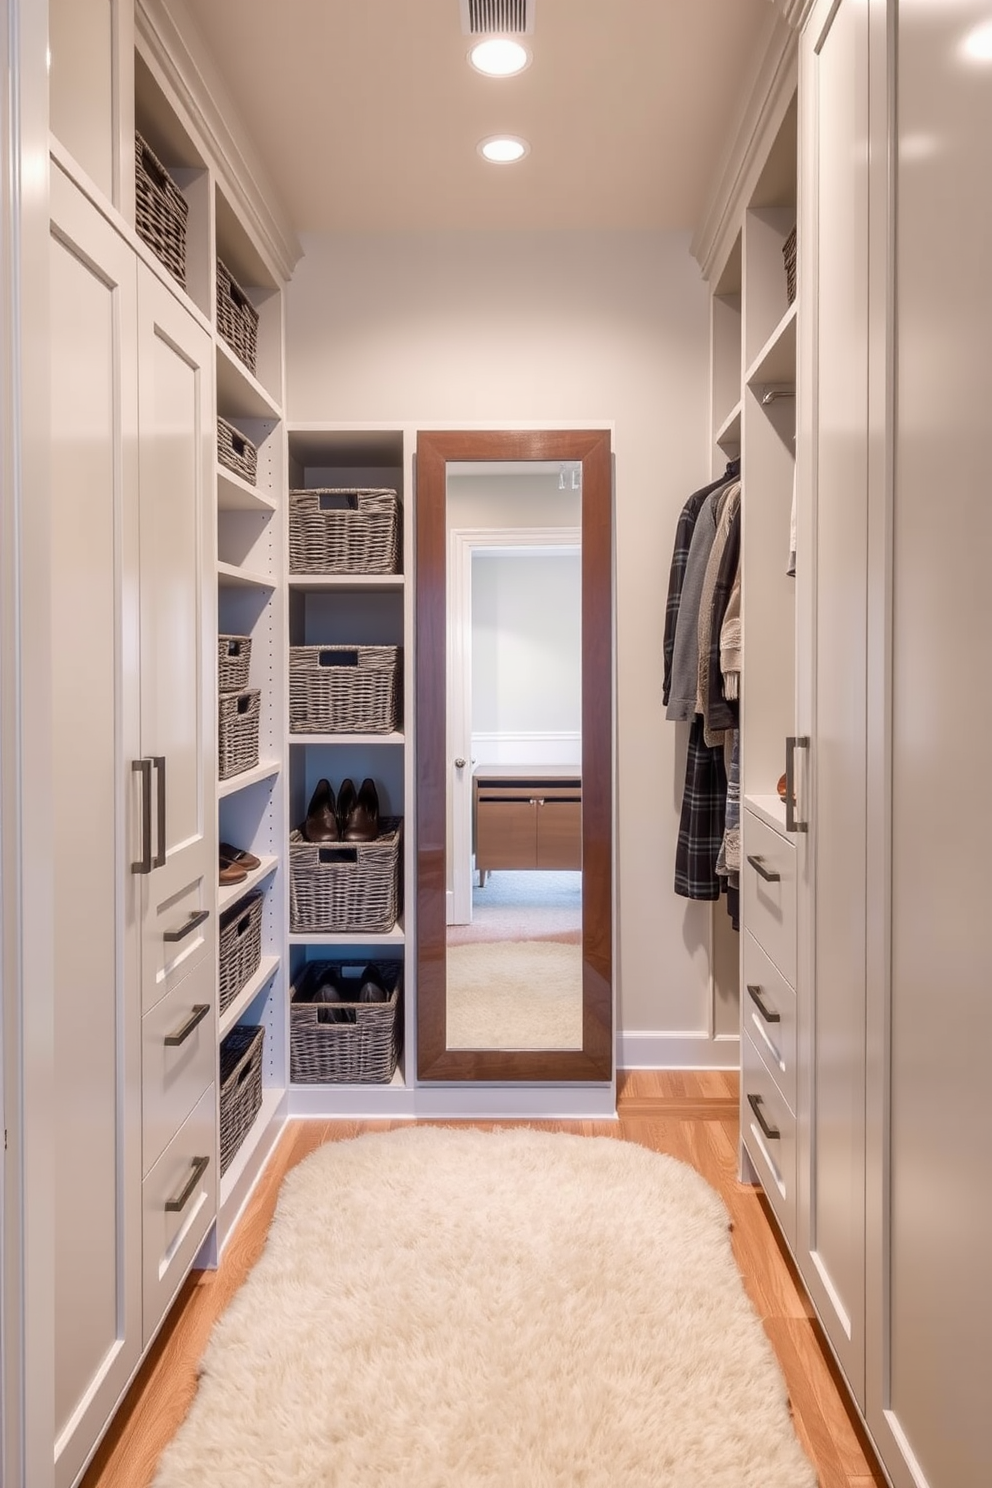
[136,0,302,283]
[690,7,800,282]
[772,0,817,30]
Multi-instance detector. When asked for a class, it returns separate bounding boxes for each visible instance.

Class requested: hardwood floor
[81,1072,887,1488]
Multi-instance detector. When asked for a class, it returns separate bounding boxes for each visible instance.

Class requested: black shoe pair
[302,777,379,843]
[313,962,389,1021]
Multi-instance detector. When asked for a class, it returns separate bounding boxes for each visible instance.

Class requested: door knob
[454,757,466,768]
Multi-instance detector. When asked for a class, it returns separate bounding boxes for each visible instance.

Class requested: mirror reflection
[444,462,582,1050]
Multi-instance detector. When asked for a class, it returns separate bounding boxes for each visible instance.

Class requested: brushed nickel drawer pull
[746,854,781,883]
[131,759,153,874]
[747,984,781,1023]
[747,1093,781,1141]
[164,1155,209,1213]
[163,908,210,944]
[164,1003,210,1047]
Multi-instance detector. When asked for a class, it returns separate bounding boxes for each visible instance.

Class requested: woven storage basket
[289,645,401,734]
[219,1024,264,1176]
[290,960,403,1084]
[218,689,261,780]
[216,258,259,373]
[217,417,258,485]
[134,133,188,288]
[289,819,402,934]
[218,891,264,1015]
[289,489,400,576]
[218,634,252,693]
[782,226,798,305]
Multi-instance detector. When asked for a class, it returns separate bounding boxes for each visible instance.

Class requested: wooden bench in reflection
[473,765,582,885]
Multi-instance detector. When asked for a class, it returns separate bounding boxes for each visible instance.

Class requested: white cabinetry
[49,163,216,1488]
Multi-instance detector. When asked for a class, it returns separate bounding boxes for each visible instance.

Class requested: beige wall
[285,228,730,1050]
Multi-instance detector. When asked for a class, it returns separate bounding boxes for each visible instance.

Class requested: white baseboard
[411,1084,617,1120]
[617,1030,741,1071]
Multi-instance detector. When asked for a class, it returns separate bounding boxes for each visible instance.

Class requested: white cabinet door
[136,266,216,1020]
[797,0,869,1403]
[49,164,143,1488]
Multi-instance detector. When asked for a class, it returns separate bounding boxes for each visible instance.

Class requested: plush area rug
[154,1127,816,1488]
[446,938,583,1049]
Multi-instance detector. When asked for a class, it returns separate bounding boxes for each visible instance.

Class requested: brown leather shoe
[303,778,339,842]
[219,842,261,871]
[335,778,357,835]
[343,777,379,841]
[219,859,249,886]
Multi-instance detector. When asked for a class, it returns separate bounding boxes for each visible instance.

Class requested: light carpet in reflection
[446,938,583,1049]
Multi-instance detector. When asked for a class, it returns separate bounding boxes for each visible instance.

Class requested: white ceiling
[176,0,772,235]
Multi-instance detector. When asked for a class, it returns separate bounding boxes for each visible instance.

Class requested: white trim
[617,1031,741,1071]
[135,0,302,283]
[411,1086,616,1121]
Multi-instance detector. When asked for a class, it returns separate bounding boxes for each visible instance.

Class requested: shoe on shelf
[343,777,380,842]
[219,842,261,872]
[219,859,249,886]
[336,777,357,835]
[358,963,389,1003]
[303,778,339,842]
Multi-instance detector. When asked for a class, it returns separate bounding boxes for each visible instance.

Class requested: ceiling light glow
[469,38,531,76]
[478,135,529,164]
[962,18,992,62]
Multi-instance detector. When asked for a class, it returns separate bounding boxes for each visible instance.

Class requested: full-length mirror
[417,430,613,1081]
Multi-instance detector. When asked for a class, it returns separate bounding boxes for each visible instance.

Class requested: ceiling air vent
[460,0,535,35]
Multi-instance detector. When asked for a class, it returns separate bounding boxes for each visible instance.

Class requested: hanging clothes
[698,485,741,745]
[674,715,728,902]
[705,501,741,738]
[666,480,738,723]
[663,472,735,707]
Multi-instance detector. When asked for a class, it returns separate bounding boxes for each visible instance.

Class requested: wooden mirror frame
[416,429,613,1081]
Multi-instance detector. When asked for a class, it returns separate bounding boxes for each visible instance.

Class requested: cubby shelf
[746,300,798,389]
[217,560,275,590]
[218,855,279,913]
[288,732,405,747]
[218,466,277,513]
[219,955,280,1041]
[289,922,406,948]
[287,574,404,593]
[715,400,743,451]
[216,340,281,420]
[219,1086,284,1208]
[217,760,281,799]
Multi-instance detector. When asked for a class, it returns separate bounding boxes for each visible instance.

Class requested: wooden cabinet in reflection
[473,766,582,881]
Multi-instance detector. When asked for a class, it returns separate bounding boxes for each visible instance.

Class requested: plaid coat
[674,714,728,901]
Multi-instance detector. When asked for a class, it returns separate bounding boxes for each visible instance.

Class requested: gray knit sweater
[665,487,723,722]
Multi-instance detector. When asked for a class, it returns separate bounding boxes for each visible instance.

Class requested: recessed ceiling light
[962,18,992,62]
[478,135,529,164]
[469,38,531,77]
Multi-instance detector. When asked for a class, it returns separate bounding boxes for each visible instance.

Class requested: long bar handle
[785,735,810,834]
[746,854,781,883]
[163,908,210,944]
[164,1155,210,1213]
[131,759,152,874]
[164,1003,210,1046]
[746,984,781,1024]
[152,755,167,867]
[747,1093,781,1141]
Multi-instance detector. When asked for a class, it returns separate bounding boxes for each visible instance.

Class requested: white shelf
[289,731,404,747]
[289,920,405,948]
[287,574,404,593]
[745,300,798,389]
[744,793,790,836]
[218,854,278,913]
[219,1086,284,1208]
[217,465,276,513]
[219,954,280,1041]
[288,1065,416,1118]
[216,340,281,420]
[217,560,274,590]
[218,759,281,798]
[715,399,742,450]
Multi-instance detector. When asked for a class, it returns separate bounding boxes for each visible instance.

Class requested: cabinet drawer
[743,932,797,1115]
[742,810,797,985]
[142,1083,216,1348]
[476,798,537,871]
[742,1031,797,1246]
[142,959,215,1177]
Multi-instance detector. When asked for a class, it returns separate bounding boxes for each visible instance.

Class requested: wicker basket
[218,891,264,1015]
[289,645,401,735]
[219,1024,264,1176]
[218,689,261,780]
[216,258,259,373]
[289,489,400,576]
[289,819,401,934]
[134,133,188,288]
[291,960,403,1084]
[218,634,252,693]
[782,226,797,306]
[217,417,258,485]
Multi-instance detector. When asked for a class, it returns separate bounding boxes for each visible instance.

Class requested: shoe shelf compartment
[218,855,279,914]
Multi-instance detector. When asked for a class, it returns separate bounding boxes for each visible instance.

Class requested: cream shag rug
[446,939,584,1049]
[154,1128,816,1488]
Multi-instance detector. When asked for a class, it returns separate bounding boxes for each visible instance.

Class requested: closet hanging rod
[761,386,796,406]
